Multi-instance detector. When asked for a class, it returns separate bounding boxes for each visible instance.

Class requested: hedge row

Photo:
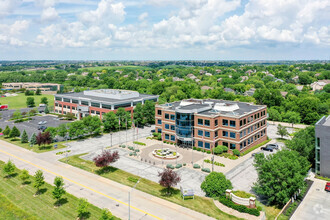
[133,141,146,146]
[241,139,272,156]
[218,196,260,216]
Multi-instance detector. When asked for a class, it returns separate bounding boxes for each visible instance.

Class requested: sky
[0,0,329,60]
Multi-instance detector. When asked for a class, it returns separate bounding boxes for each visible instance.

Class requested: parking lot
[0,113,71,138]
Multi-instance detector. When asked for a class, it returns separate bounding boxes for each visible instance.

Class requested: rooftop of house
[157,99,265,118]
[316,115,330,127]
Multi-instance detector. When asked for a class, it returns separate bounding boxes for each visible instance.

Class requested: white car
[38,121,47,125]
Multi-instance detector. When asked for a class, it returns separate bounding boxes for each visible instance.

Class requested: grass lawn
[0,93,54,109]
[0,161,119,220]
[0,136,66,153]
[60,154,241,220]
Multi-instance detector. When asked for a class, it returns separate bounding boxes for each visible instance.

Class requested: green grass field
[0,93,54,109]
[60,154,241,220]
[0,136,66,153]
[0,161,119,220]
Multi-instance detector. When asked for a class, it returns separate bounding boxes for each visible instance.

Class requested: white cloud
[41,7,59,21]
[138,12,148,21]
[79,0,126,25]
[0,20,30,46]
[0,0,22,18]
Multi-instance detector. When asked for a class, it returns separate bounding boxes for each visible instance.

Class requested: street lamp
[128,177,141,220]
[110,131,113,148]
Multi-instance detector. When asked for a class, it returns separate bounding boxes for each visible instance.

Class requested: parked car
[145,123,151,127]
[325,182,330,192]
[38,125,47,132]
[261,144,279,152]
[38,121,47,125]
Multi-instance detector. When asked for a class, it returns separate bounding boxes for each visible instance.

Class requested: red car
[325,182,330,192]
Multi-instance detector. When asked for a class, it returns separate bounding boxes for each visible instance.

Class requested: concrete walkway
[0,140,214,220]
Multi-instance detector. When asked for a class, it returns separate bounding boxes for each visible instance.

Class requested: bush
[206,151,211,154]
[193,164,200,169]
[166,164,174,169]
[183,163,186,166]
[221,145,228,153]
[175,164,182,169]
[197,148,201,151]
[204,159,225,167]
[213,146,223,155]
[233,149,240,156]
[134,149,140,152]
[202,168,210,173]
[219,196,260,216]
[201,172,232,197]
[241,139,271,156]
[120,145,126,148]
[193,147,197,150]
[127,176,139,183]
[134,141,146,146]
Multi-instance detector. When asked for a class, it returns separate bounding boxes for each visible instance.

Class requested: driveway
[291,178,330,220]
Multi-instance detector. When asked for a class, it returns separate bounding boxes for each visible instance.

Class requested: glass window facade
[198,141,203,148]
[223,119,228,126]
[171,135,175,141]
[230,143,236,149]
[205,120,210,126]
[230,132,236,138]
[205,143,210,149]
[198,118,203,125]
[223,131,228,137]
[198,130,203,136]
[205,131,210,137]
[170,114,175,120]
[230,120,236,127]
[165,113,169,119]
[157,110,162,115]
[171,125,175,131]
[158,119,162,125]
[165,124,169,129]
[176,113,194,139]
[165,134,169,140]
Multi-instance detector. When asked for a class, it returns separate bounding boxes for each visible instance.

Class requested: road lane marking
[0,148,162,220]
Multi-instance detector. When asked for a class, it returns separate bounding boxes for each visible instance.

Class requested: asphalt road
[291,179,330,220]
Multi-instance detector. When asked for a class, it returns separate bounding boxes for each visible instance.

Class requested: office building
[155,99,267,152]
[315,115,330,177]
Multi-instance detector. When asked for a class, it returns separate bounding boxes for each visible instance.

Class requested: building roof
[157,99,265,118]
[316,115,330,127]
[55,89,158,105]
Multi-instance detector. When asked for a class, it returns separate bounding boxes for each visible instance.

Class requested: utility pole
[126,116,128,147]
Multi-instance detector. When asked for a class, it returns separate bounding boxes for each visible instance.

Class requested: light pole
[126,116,128,147]
[128,177,141,220]
[110,131,113,148]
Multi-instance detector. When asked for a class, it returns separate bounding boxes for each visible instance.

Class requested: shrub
[197,148,201,151]
[193,147,197,150]
[204,159,225,167]
[233,149,240,156]
[175,164,182,169]
[134,149,140,152]
[183,163,186,166]
[166,164,174,169]
[201,172,232,197]
[219,196,260,216]
[134,141,146,146]
[206,151,211,154]
[193,164,200,169]
[127,176,139,183]
[213,146,223,155]
[202,168,211,173]
[221,145,228,153]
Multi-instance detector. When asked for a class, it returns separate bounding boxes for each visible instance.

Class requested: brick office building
[54,89,158,120]
[155,99,267,152]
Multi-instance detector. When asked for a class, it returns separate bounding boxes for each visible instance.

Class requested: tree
[52,176,66,206]
[133,103,145,126]
[77,198,90,220]
[65,112,76,120]
[36,132,52,146]
[19,169,30,184]
[26,97,35,107]
[253,150,309,206]
[35,88,41,95]
[201,172,232,197]
[99,209,113,220]
[30,133,37,145]
[40,97,48,105]
[21,130,29,143]
[9,126,20,139]
[3,160,16,178]
[103,112,119,132]
[68,120,86,139]
[12,110,22,120]
[276,124,289,138]
[287,126,315,165]
[158,168,181,195]
[44,105,50,114]
[283,111,301,127]
[143,100,155,124]
[83,116,102,135]
[3,125,11,137]
[323,84,330,93]
[45,127,57,140]
[33,170,45,194]
[93,150,120,168]
[115,108,130,129]
[57,124,67,138]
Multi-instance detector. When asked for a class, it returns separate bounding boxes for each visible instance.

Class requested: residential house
[310,80,330,91]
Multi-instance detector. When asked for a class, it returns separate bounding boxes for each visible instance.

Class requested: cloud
[138,12,148,21]
[0,20,30,46]
[0,0,22,18]
[79,0,126,25]
[41,7,59,21]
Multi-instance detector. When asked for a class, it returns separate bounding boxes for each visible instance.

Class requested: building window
[158,119,162,125]
[171,125,175,131]
[248,139,250,145]
[240,132,242,138]
[55,97,62,101]
[157,128,162,133]
[96,111,100,115]
[205,131,210,137]
[171,135,175,141]
[165,124,169,130]
[230,120,236,127]
[198,141,203,148]
[215,131,218,137]
[248,128,250,134]
[165,134,169,140]
[230,143,236,149]
[165,113,169,119]
[223,119,228,126]
[63,98,70,103]
[223,142,228,147]
[170,114,175,120]
[198,130,203,136]
[198,119,203,125]
[317,137,320,147]
[215,119,218,126]
[240,143,243,150]
[205,120,210,126]
[91,102,100,108]
[157,110,162,115]
[230,132,236,139]
[223,131,228,137]
[205,142,210,149]
[72,99,79,104]
[240,120,243,127]
[91,110,95,114]
[243,119,246,125]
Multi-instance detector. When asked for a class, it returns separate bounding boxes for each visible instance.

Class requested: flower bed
[152,148,180,160]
